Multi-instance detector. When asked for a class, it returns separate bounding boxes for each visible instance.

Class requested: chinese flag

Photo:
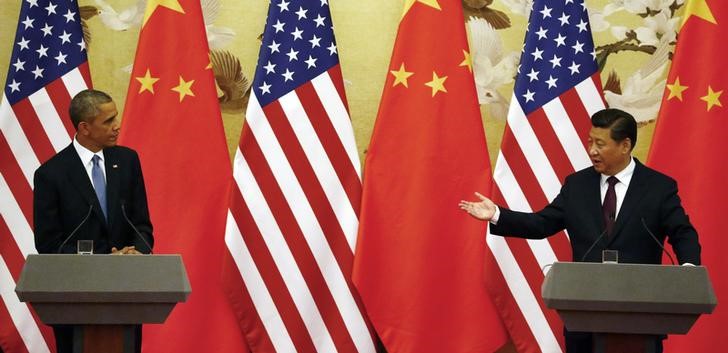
[119,0,247,352]
[648,1,727,352]
[352,0,507,352]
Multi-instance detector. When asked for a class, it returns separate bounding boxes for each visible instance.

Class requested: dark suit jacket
[33,144,153,254]
[491,159,700,265]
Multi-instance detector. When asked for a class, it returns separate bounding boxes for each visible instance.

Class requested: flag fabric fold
[648,1,727,352]
[1,0,90,351]
[484,0,606,352]
[221,0,377,352]
[352,0,507,352]
[119,0,247,351]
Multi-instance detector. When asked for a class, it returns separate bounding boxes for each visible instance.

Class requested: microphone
[56,204,94,254]
[641,218,676,265]
[121,201,153,254]
[579,227,609,262]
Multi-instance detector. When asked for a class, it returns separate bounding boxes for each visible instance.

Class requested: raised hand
[459,192,496,221]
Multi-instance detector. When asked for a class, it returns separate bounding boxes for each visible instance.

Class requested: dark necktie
[602,176,619,236]
[92,155,108,220]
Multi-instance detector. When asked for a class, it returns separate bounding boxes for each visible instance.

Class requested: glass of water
[602,249,618,263]
[77,240,93,255]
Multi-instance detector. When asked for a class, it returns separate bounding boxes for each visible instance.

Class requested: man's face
[78,101,119,152]
[587,127,631,176]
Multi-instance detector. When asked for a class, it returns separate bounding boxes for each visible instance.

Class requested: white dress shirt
[599,157,635,220]
[73,136,106,186]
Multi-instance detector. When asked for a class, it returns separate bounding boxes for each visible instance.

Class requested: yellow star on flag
[206,53,213,70]
[135,69,160,94]
[700,86,723,111]
[425,71,447,97]
[459,50,473,73]
[402,0,440,17]
[666,77,688,101]
[143,0,185,28]
[391,63,414,88]
[172,76,195,102]
[681,0,716,27]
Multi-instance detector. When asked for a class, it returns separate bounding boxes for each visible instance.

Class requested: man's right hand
[459,192,496,221]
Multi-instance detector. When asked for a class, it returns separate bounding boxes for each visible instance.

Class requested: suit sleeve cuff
[490,206,500,225]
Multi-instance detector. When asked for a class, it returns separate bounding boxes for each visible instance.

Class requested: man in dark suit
[33,89,153,353]
[460,108,700,353]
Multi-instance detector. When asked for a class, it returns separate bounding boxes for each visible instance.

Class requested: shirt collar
[601,157,635,187]
[73,136,105,166]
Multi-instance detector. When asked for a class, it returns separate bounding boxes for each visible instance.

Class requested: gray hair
[68,89,113,129]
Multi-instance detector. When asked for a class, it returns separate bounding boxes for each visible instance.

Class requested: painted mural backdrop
[1,0,686,163]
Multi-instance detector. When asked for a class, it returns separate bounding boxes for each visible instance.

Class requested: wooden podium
[542,262,717,353]
[15,254,191,353]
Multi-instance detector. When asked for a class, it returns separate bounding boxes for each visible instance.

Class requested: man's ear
[77,121,89,136]
[622,138,632,154]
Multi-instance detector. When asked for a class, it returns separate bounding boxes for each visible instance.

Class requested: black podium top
[542,262,716,334]
[15,254,190,324]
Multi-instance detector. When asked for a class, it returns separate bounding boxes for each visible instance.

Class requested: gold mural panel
[1,0,685,164]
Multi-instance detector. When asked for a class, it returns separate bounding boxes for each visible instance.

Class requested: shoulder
[105,145,140,161]
[36,144,75,176]
[564,165,598,185]
[634,159,676,187]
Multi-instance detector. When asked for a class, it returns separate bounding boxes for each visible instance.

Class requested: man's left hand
[111,246,142,255]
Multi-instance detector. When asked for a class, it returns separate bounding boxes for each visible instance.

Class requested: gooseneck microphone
[641,217,676,265]
[121,202,153,254]
[580,227,609,262]
[56,204,94,253]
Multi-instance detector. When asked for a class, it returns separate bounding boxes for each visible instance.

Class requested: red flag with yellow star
[352,0,507,351]
[648,1,726,352]
[119,0,248,352]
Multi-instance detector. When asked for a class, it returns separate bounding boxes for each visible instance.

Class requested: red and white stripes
[224,67,376,353]
[0,64,90,353]
[487,74,605,353]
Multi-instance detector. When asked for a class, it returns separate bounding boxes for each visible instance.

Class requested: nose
[588,144,598,156]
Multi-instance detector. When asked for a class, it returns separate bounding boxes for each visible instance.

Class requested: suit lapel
[608,160,648,244]
[584,168,604,234]
[62,144,106,225]
[105,148,120,229]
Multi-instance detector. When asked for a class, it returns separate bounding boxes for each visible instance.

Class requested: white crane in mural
[92,0,235,49]
[603,37,671,124]
[468,16,519,121]
[94,0,145,31]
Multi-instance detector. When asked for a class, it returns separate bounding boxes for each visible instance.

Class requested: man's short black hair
[591,108,637,151]
[68,89,113,129]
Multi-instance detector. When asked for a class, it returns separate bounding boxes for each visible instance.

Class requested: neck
[76,135,102,153]
[607,156,631,176]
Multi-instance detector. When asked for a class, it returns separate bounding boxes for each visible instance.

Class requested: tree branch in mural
[468,0,685,124]
[83,0,246,113]
[596,0,684,124]
[595,33,657,70]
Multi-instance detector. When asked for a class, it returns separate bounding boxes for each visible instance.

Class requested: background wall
[0,1,685,351]
[2,0,683,165]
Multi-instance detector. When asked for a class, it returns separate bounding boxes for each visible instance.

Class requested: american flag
[485,0,605,352]
[0,0,90,352]
[221,0,376,351]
